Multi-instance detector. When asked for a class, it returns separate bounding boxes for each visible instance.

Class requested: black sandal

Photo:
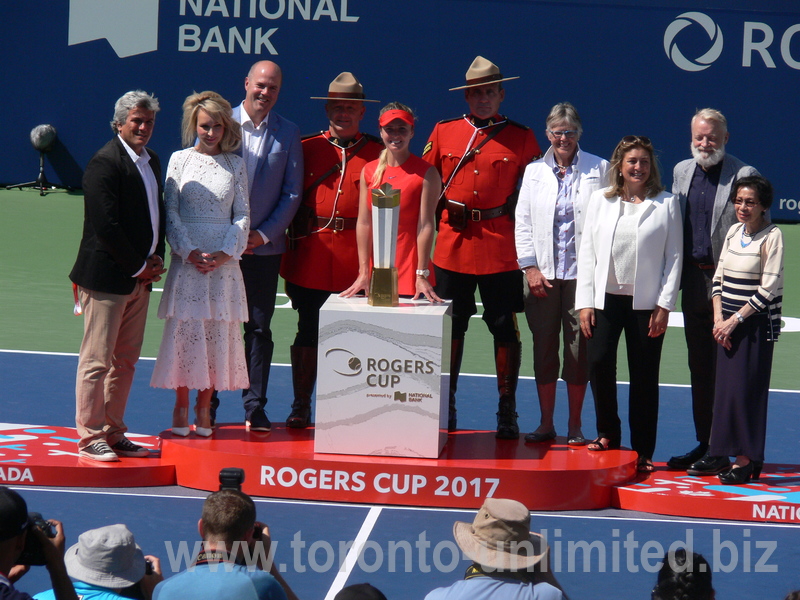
[587,437,619,452]
[637,456,655,472]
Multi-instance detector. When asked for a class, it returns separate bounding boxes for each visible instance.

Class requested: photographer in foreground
[153,489,298,600]
[34,524,162,600]
[0,487,76,600]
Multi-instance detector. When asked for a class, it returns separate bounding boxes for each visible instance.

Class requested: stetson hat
[311,72,379,102]
[449,56,521,91]
[64,524,146,588]
[453,498,547,571]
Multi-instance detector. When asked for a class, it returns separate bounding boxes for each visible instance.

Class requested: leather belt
[469,204,508,222]
[316,216,357,231]
[690,260,715,270]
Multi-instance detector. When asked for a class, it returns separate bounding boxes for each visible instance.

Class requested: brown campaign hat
[453,498,547,571]
[449,56,521,91]
[311,72,379,102]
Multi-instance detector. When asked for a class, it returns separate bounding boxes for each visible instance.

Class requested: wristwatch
[734,312,745,323]
[416,269,430,278]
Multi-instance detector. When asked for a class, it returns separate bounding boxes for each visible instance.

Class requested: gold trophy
[369,183,400,307]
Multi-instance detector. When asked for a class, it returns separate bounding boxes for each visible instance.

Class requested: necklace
[741,222,768,247]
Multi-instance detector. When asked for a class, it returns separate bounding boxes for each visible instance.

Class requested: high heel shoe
[172,407,190,437]
[752,460,764,481]
[194,406,213,437]
[718,461,754,485]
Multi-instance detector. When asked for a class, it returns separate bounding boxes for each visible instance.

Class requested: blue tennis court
[3,350,800,599]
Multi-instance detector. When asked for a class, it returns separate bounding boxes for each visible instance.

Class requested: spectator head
[452,498,547,572]
[64,524,146,589]
[334,583,388,600]
[199,489,257,546]
[651,548,714,600]
[0,487,29,567]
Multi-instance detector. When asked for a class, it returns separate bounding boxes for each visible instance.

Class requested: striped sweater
[711,222,784,340]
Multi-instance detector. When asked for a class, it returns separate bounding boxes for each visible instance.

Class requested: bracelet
[416,269,430,278]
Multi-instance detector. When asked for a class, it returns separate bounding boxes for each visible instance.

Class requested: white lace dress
[150,148,250,391]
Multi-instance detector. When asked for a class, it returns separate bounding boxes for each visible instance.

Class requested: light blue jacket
[232,105,303,255]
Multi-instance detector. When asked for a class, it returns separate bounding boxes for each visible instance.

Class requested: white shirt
[118,134,159,276]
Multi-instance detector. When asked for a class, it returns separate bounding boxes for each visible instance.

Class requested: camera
[16,512,56,566]
[219,467,245,491]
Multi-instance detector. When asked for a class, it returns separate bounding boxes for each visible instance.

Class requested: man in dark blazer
[70,90,167,462]
[219,60,303,432]
[667,108,759,473]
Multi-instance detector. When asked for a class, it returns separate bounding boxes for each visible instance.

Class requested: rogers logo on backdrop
[665,10,800,71]
[664,11,723,72]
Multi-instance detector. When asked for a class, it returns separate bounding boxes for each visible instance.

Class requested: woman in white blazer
[515,103,609,446]
[576,136,683,471]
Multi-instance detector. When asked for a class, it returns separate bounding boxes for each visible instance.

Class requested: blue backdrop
[4,0,799,220]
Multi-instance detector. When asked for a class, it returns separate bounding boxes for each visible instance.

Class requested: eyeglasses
[622,135,651,145]
[732,199,760,208]
[548,129,578,139]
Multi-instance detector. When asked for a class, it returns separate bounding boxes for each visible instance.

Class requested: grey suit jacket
[232,104,303,255]
[672,153,758,264]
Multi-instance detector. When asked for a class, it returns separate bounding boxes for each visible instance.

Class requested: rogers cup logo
[664,12,723,71]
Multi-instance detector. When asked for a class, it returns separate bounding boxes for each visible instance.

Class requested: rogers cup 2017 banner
[2,1,799,220]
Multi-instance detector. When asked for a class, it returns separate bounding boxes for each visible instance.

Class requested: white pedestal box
[314,296,452,458]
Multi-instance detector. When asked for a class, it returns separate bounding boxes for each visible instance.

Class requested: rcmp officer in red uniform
[423,56,540,439]
[279,73,383,428]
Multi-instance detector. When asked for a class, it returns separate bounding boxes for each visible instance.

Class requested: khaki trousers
[75,283,150,450]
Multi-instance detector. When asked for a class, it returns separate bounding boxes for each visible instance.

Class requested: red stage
[4,421,800,522]
[0,424,173,487]
[613,464,800,524]
[160,425,636,510]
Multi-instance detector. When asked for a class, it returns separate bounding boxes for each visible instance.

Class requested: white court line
[10,486,800,532]
[2,349,798,393]
[322,505,382,600]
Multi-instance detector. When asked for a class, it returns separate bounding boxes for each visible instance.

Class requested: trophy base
[369,267,399,307]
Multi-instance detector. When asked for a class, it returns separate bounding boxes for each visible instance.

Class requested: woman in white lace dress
[151,92,250,436]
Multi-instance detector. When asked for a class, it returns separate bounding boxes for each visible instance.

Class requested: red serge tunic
[280,131,383,291]
[422,115,539,275]
[363,154,436,296]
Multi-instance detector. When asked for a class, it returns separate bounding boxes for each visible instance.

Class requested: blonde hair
[371,102,416,188]
[181,91,241,153]
[605,136,664,199]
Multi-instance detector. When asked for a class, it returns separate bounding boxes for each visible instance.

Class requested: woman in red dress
[342,102,441,300]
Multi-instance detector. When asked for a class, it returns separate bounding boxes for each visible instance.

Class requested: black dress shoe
[666,443,709,470]
[687,453,731,476]
[719,462,755,485]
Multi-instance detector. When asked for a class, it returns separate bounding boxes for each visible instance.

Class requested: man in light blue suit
[224,60,303,431]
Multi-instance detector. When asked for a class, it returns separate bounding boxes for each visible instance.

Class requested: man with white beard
[667,108,759,474]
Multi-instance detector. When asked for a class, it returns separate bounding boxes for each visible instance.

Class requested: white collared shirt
[118,134,159,276]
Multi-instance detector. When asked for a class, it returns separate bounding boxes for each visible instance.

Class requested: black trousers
[681,261,717,444]
[588,293,664,458]
[433,266,523,342]
[240,253,282,415]
[285,281,332,348]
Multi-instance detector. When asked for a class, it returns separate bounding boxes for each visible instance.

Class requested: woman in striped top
[708,175,784,484]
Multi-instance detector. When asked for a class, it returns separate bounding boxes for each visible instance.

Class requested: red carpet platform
[8,421,800,522]
[613,464,800,524]
[0,424,173,487]
[159,424,636,510]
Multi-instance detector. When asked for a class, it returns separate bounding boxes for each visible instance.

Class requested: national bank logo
[664,12,723,72]
[68,0,160,58]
